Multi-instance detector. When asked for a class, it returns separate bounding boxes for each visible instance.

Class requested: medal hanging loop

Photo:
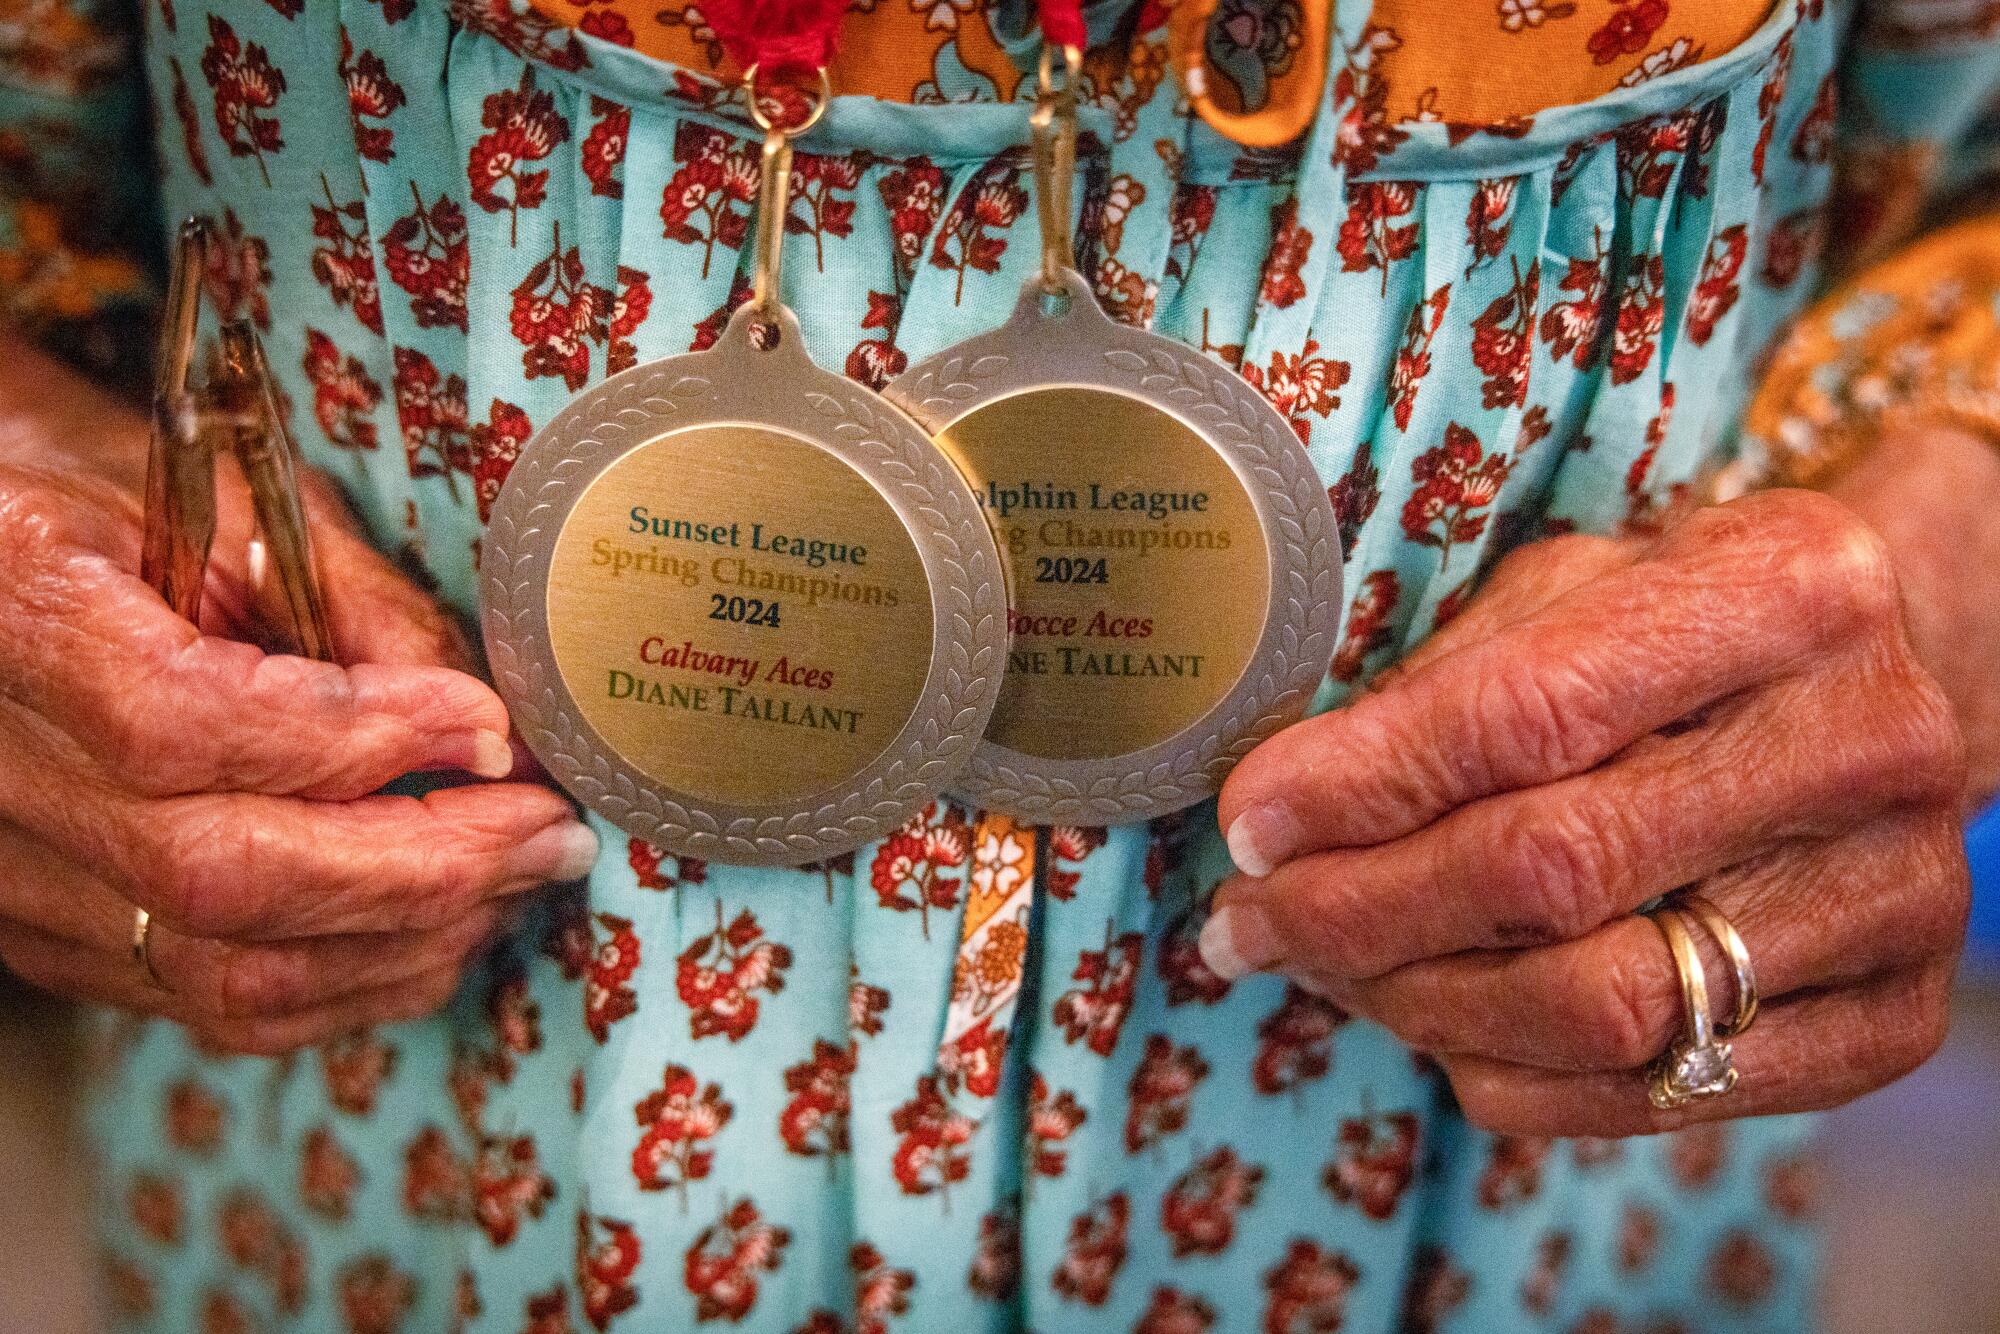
[743,64,832,329]
[1029,41,1083,299]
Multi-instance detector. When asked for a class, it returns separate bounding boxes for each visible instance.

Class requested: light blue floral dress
[30,0,1987,1329]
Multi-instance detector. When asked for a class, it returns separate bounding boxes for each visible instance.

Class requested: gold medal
[482,74,1007,866]
[887,47,1340,825]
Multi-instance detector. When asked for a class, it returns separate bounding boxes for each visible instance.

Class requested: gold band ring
[1645,906,1737,1109]
[131,908,173,993]
[1674,891,1758,1037]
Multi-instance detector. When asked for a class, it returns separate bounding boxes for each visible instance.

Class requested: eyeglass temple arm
[140,218,215,626]
[218,322,332,663]
[141,219,334,663]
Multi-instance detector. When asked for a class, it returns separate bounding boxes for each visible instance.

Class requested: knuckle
[1697,491,1899,646]
[217,947,309,1021]
[1781,496,1899,634]
[1472,659,1622,789]
[1668,497,1741,551]
[1874,823,1975,973]
[1738,486,1863,545]
[1485,807,1617,942]
[1916,835,1975,956]
[1340,710,1447,833]
[1278,878,1379,977]
[410,848,484,930]
[93,690,177,793]
[1586,949,1677,1068]
[1897,677,1969,807]
[1446,1071,1520,1137]
[146,809,257,939]
[1833,670,1969,814]
[1868,997,1949,1095]
[0,473,64,567]
[353,660,499,742]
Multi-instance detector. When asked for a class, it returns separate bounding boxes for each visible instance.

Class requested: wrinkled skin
[0,343,1983,1116]
[1206,486,1974,1138]
[0,349,595,1056]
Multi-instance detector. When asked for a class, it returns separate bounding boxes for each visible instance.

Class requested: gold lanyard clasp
[142,217,333,661]
[744,64,832,329]
[1030,42,1084,297]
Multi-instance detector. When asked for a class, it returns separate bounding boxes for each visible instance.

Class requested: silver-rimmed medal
[482,73,1008,866]
[886,46,1341,826]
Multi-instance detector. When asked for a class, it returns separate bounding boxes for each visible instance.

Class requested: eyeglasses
[142,217,331,662]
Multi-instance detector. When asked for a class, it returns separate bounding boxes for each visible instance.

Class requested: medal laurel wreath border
[889,270,1342,825]
[482,306,1008,868]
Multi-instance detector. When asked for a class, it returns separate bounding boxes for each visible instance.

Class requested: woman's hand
[0,364,596,1056]
[1205,489,1970,1137]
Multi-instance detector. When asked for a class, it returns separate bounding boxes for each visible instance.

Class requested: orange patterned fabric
[530,0,1774,131]
[1366,0,1775,126]
[1746,213,2000,489]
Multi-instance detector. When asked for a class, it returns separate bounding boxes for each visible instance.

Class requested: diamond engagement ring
[1646,905,1736,1109]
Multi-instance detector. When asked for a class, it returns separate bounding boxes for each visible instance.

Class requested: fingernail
[511,820,600,883]
[1199,904,1277,981]
[1226,803,1302,877]
[446,732,512,784]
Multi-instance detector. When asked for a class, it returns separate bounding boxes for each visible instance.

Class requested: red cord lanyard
[1039,0,1087,51]
[698,0,1087,99]
[700,0,848,77]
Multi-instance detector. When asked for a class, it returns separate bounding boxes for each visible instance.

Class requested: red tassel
[1039,0,1087,50]
[702,0,850,73]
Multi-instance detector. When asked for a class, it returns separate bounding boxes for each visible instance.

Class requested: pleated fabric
[93,0,1866,1329]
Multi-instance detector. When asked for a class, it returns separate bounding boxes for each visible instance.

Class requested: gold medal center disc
[936,386,1271,761]
[545,426,936,808]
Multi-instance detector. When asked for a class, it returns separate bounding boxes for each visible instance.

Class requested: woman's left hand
[1204,489,1971,1137]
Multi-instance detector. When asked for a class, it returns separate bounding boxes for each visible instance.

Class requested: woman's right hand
[0,368,597,1055]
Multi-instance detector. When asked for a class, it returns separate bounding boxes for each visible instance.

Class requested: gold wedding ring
[1675,891,1758,1037]
[1645,906,1737,1109]
[130,908,172,994]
